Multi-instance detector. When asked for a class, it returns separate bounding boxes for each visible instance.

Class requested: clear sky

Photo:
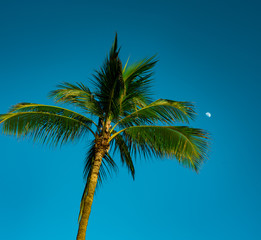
[0,1,260,239]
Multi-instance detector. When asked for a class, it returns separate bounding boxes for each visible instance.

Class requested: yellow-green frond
[110,125,209,172]
[0,103,95,147]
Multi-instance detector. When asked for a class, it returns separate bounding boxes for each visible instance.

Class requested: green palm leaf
[49,82,103,117]
[0,103,95,146]
[112,132,135,179]
[118,56,158,116]
[110,126,209,172]
[123,56,158,87]
[91,34,124,121]
[112,99,196,130]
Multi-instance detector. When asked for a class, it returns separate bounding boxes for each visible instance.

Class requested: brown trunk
[76,132,110,240]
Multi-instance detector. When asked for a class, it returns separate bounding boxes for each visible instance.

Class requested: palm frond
[123,55,158,86]
[91,34,124,122]
[112,99,196,130]
[117,56,158,117]
[110,126,209,172]
[0,103,95,147]
[49,82,103,117]
[111,132,135,179]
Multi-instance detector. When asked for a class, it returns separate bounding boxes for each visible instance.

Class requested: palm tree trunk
[76,148,103,240]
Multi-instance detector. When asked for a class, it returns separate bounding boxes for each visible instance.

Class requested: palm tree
[0,34,209,240]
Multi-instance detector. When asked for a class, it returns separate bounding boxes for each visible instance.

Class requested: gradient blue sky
[0,1,260,239]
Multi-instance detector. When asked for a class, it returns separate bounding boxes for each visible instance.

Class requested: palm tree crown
[0,34,209,240]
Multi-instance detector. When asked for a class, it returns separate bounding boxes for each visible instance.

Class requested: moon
[205,112,211,118]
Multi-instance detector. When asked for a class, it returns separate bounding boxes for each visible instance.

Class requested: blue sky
[0,0,260,239]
